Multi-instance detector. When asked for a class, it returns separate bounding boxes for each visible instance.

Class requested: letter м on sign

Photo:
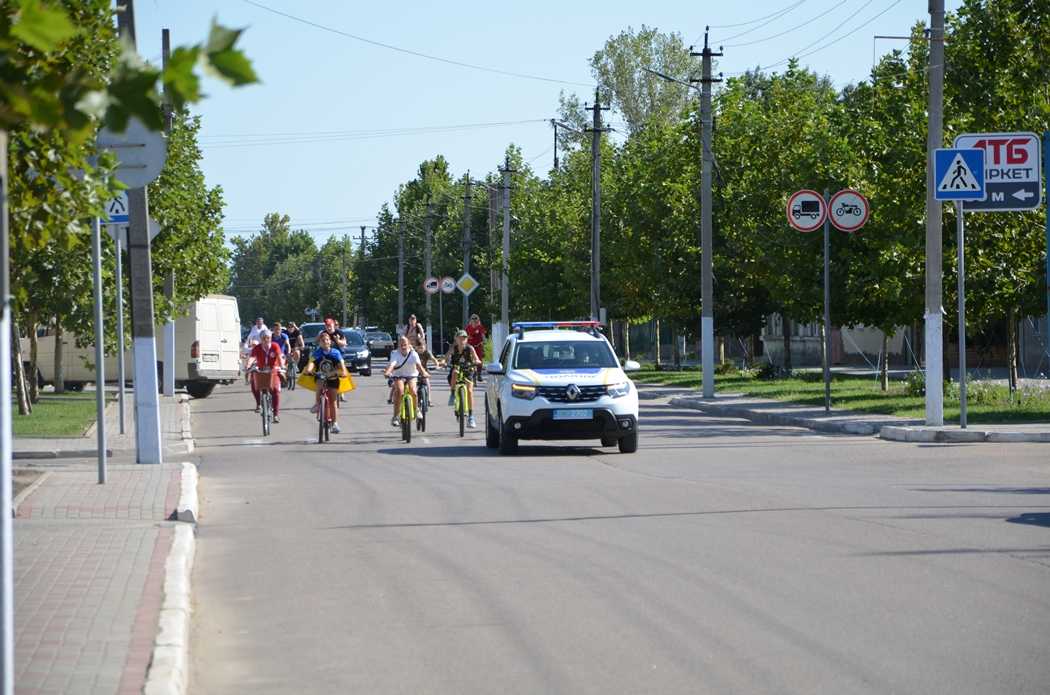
[955,132,1042,212]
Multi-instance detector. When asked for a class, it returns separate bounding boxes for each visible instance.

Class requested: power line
[707,1,808,29]
[724,0,852,48]
[711,2,810,44]
[241,0,592,87]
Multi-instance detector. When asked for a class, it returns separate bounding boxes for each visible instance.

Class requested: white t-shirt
[388,348,422,378]
[244,323,268,348]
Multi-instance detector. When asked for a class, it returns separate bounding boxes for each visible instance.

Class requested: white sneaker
[415,408,423,420]
[331,423,341,434]
[391,416,400,428]
[468,415,477,429]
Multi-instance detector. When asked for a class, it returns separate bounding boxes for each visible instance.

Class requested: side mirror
[623,359,641,373]
[486,362,505,376]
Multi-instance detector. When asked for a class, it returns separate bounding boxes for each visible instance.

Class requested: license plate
[553,409,592,420]
[202,353,219,363]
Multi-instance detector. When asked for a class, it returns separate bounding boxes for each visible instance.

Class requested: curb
[669,397,886,436]
[879,426,1050,444]
[12,471,51,515]
[13,448,113,460]
[175,462,199,523]
[143,523,195,695]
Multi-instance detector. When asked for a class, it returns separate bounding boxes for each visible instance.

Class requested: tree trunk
[782,316,792,373]
[671,325,681,370]
[880,331,889,391]
[1008,307,1018,395]
[53,317,65,393]
[654,319,661,368]
[12,319,30,414]
[717,336,726,366]
[29,317,39,403]
[623,320,631,360]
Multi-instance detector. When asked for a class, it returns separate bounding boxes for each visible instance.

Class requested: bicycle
[286,349,299,390]
[316,369,338,443]
[416,377,430,432]
[451,364,474,438]
[392,376,415,443]
[253,367,281,437]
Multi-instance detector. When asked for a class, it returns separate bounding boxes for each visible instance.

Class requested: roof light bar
[512,321,605,337]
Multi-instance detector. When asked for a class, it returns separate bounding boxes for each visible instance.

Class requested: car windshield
[341,330,365,348]
[367,332,391,341]
[300,324,324,340]
[513,340,618,369]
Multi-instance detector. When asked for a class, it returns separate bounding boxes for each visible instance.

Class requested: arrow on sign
[1012,190,1036,201]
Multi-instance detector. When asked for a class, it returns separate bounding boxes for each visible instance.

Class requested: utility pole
[161,28,175,397]
[118,0,163,464]
[586,89,609,322]
[1,130,15,695]
[424,203,435,354]
[551,119,559,170]
[397,219,405,329]
[925,0,945,425]
[500,156,514,333]
[462,175,472,326]
[692,30,722,399]
[359,225,367,328]
[341,234,348,326]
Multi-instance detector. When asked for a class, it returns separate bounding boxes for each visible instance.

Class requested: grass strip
[13,393,113,438]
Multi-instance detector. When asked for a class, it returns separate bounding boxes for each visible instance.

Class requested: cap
[455,329,468,338]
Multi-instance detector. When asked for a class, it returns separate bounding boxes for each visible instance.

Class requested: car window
[341,330,365,347]
[512,340,617,369]
[499,341,511,369]
[301,324,324,340]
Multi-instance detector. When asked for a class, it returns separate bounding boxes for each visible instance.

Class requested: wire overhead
[241,0,592,88]
[707,0,809,29]
[724,0,852,48]
[711,1,810,44]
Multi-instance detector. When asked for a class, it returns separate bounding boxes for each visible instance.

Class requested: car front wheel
[617,432,638,454]
[484,399,499,448]
[497,406,517,455]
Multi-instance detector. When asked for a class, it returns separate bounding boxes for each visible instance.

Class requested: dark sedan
[340,329,372,376]
[365,330,394,359]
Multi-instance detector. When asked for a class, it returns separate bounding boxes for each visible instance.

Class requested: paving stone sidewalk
[651,387,1050,443]
[12,463,185,695]
[14,394,192,460]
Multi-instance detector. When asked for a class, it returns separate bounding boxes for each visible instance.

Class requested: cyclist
[304,331,348,434]
[286,321,305,368]
[271,321,290,357]
[384,335,430,428]
[246,329,284,422]
[403,314,434,366]
[439,329,483,428]
[466,314,487,382]
[322,317,347,349]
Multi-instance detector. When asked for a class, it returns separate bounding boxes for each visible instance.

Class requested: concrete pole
[696,32,722,398]
[589,90,603,321]
[501,157,512,332]
[0,130,15,695]
[341,234,348,326]
[161,29,175,397]
[359,225,367,328]
[397,220,405,329]
[925,0,946,425]
[462,176,472,327]
[92,219,107,483]
[115,235,126,434]
[118,1,162,464]
[424,204,434,354]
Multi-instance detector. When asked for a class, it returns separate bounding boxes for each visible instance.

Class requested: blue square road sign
[934,148,985,201]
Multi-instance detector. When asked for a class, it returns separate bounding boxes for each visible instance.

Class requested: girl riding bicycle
[384,336,430,428]
[439,329,483,428]
[304,331,349,434]
[246,329,284,422]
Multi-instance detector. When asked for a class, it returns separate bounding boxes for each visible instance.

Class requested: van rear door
[216,299,242,374]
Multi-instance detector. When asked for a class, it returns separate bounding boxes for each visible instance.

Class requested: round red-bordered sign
[828,189,870,233]
[786,189,827,233]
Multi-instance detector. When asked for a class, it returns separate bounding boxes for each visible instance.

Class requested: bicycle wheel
[317,387,326,444]
[457,386,465,438]
[417,383,428,432]
[287,361,297,390]
[324,391,333,442]
[401,394,412,443]
[262,391,271,436]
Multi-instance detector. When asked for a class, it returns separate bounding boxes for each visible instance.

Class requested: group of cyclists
[241,313,489,436]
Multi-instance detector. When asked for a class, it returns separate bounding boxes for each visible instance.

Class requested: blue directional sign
[934,148,985,201]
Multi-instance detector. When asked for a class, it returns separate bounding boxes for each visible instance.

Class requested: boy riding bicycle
[304,331,349,434]
[439,329,483,428]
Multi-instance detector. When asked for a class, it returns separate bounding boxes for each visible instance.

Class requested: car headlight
[511,383,537,400]
[607,382,631,398]
[357,350,369,358]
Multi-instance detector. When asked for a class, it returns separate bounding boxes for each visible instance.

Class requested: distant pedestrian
[466,314,487,381]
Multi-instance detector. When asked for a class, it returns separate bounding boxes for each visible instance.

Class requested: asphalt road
[188,365,1050,694]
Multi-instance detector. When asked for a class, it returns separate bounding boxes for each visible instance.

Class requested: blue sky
[131,1,952,246]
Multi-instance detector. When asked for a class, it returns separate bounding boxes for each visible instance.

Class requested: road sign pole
[92,219,108,483]
[1,131,15,695]
[956,202,967,428]
[127,188,162,464]
[115,234,126,435]
[823,189,832,414]
[439,290,444,356]
[1045,130,1049,365]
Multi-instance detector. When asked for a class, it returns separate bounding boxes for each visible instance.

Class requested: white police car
[484,322,640,455]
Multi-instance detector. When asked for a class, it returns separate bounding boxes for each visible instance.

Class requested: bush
[757,362,791,380]
[715,361,740,375]
[903,370,926,396]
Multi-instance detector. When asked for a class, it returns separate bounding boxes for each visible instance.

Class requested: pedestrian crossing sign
[934,148,985,201]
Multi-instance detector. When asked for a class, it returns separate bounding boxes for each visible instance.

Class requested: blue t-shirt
[272,331,289,354]
[311,347,344,378]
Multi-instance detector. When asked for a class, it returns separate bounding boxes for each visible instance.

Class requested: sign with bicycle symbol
[828,189,869,233]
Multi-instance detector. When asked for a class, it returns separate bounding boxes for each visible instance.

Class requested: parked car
[299,322,326,349]
[484,321,640,455]
[365,330,394,358]
[339,329,372,376]
[23,294,242,399]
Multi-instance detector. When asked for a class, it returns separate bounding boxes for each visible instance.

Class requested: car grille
[536,385,606,402]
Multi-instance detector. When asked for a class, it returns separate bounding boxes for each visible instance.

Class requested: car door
[488,340,512,422]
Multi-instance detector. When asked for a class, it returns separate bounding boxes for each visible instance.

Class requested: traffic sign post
[935,148,986,429]
[829,189,870,233]
[423,277,439,295]
[457,273,479,297]
[786,189,827,233]
[954,132,1041,212]
[104,191,129,225]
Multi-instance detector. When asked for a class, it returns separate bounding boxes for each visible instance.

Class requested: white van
[23,294,242,399]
